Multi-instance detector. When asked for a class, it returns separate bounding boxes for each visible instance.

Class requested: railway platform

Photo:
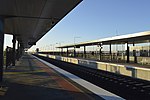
[0,54,122,100]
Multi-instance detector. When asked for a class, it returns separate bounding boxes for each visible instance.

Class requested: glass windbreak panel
[86,45,97,59]
[68,47,74,57]
[129,40,150,65]
[130,40,150,57]
[95,45,100,60]
[108,43,126,62]
[111,44,118,62]
[117,44,126,62]
[76,46,83,58]
[101,45,110,61]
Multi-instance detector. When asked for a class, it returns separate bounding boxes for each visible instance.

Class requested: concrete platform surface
[0,54,102,100]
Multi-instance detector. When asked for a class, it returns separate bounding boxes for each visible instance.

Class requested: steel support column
[74,46,76,57]
[0,18,4,82]
[67,48,68,57]
[99,47,102,60]
[99,44,102,61]
[133,42,137,63]
[17,41,20,50]
[12,35,16,66]
[83,46,86,58]
[61,48,63,56]
[126,42,129,63]
[19,45,22,57]
[20,44,24,56]
[16,41,20,61]
[110,43,112,61]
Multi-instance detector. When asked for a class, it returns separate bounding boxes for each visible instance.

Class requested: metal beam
[0,17,4,82]
[0,15,60,20]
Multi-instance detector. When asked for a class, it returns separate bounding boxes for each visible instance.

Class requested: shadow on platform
[0,54,122,100]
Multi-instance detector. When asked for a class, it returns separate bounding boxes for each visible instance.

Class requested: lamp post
[56,42,63,55]
[74,37,80,46]
[49,44,53,54]
[56,43,61,51]
[74,37,80,57]
[53,44,55,55]
[55,43,59,55]
[50,44,55,55]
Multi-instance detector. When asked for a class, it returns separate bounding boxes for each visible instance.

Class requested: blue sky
[4,0,150,51]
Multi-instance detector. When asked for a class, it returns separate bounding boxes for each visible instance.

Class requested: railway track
[34,54,150,100]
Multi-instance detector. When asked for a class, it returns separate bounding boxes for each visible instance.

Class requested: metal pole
[133,42,137,63]
[53,44,54,55]
[99,47,101,60]
[126,42,129,63]
[67,48,68,57]
[74,37,80,57]
[17,41,20,50]
[84,46,86,58]
[17,40,20,60]
[20,44,22,57]
[110,43,112,61]
[61,48,63,56]
[12,35,16,66]
[148,40,150,57]
[99,43,102,61]
[74,46,76,57]
[0,17,4,82]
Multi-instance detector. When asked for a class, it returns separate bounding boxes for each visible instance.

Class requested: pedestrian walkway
[0,54,102,100]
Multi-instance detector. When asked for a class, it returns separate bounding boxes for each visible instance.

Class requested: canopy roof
[58,31,150,48]
[0,0,82,49]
